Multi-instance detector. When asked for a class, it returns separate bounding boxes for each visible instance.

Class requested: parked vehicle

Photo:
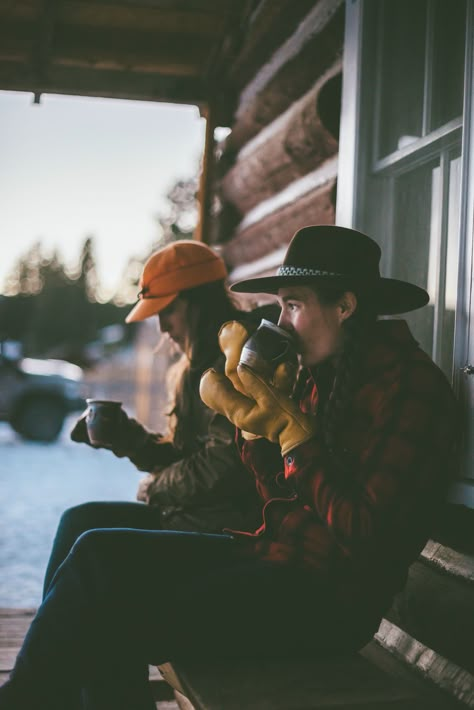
[0,341,86,442]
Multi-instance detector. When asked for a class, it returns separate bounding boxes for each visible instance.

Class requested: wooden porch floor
[0,608,178,709]
[1,608,465,709]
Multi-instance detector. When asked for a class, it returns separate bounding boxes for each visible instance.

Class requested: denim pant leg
[0,528,374,710]
[1,529,236,710]
[43,501,163,598]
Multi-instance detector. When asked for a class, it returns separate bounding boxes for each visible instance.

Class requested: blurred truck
[0,340,86,442]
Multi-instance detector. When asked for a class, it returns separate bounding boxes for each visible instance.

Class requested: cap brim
[231,275,429,315]
[125,293,177,323]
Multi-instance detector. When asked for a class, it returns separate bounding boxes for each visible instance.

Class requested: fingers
[237,364,284,410]
[218,320,251,394]
[272,360,298,396]
[200,369,260,429]
[70,414,91,444]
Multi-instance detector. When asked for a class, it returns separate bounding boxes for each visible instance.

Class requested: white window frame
[337,0,474,506]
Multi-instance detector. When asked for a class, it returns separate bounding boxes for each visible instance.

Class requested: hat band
[277,266,344,277]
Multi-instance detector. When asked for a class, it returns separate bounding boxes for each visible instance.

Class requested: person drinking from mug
[0,226,458,710]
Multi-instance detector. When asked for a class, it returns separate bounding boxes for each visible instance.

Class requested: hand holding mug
[84,399,124,447]
[239,319,298,384]
[70,400,148,457]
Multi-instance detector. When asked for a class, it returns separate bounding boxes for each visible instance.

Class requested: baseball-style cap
[125,239,227,323]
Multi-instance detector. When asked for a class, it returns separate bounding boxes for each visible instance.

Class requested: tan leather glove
[217,320,261,441]
[216,319,296,441]
[200,320,314,456]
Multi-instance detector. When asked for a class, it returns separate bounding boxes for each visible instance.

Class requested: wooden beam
[95,0,235,11]
[375,619,474,707]
[0,60,208,104]
[33,0,60,84]
[59,3,229,37]
[52,26,209,76]
[195,103,216,243]
[201,0,258,126]
[0,21,212,76]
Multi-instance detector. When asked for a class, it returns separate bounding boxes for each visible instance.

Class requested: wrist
[110,417,149,458]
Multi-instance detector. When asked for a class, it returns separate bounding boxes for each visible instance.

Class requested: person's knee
[68,529,144,597]
[71,527,113,556]
[57,502,107,539]
[70,528,132,569]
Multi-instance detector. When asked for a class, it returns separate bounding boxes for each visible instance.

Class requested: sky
[0,90,206,300]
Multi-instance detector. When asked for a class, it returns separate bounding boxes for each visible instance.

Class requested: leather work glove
[217,320,297,395]
[200,321,315,457]
[70,408,148,458]
[216,319,296,442]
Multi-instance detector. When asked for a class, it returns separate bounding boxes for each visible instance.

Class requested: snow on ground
[0,417,143,608]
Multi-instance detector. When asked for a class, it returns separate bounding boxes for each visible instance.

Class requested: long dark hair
[169,280,241,450]
[311,283,377,472]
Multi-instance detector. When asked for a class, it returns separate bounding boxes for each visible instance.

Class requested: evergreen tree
[1,170,200,362]
[153,173,199,248]
[4,241,44,296]
[2,237,126,362]
[76,236,99,301]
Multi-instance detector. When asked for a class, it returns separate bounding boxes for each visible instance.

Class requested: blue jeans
[1,528,375,710]
[43,501,164,597]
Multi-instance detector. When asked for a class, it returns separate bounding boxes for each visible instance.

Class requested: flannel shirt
[237,320,458,615]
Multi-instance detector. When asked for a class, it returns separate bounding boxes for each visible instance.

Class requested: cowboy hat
[230,225,429,315]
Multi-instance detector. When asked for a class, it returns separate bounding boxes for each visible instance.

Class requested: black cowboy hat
[230,225,429,315]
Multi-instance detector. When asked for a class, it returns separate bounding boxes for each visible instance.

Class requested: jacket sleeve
[286,355,458,552]
[127,432,181,472]
[239,435,286,501]
[142,410,254,509]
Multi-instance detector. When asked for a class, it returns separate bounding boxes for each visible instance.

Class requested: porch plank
[0,608,178,709]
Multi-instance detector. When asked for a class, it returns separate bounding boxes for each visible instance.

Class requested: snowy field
[0,417,143,608]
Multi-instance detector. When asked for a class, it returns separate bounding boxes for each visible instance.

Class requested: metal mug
[85,399,123,446]
[239,319,297,379]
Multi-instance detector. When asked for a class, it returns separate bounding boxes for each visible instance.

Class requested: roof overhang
[0,0,251,117]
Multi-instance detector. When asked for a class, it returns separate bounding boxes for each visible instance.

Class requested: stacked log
[223,167,336,270]
[221,63,341,215]
[226,0,344,152]
[211,0,344,287]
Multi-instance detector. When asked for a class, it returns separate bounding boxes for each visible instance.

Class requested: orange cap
[125,240,227,323]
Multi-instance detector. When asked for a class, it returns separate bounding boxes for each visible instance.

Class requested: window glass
[391,160,439,355]
[431,0,466,131]
[378,0,427,157]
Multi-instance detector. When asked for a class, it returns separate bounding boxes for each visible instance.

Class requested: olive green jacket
[128,359,261,535]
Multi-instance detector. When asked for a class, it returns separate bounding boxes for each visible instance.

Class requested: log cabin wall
[209,0,345,305]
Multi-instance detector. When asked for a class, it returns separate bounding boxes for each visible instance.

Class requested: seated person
[0,226,458,710]
[43,239,267,593]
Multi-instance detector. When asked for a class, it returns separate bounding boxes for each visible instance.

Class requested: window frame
[337,0,474,505]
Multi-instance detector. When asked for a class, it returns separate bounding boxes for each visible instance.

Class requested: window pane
[431,0,466,130]
[391,160,439,355]
[378,0,427,157]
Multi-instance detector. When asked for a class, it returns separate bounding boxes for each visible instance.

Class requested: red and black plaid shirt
[236,320,458,613]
